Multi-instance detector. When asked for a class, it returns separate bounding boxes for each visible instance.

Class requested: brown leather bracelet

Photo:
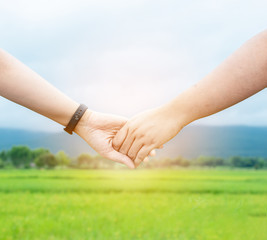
[64,104,88,135]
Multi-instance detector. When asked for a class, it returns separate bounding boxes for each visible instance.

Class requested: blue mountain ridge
[0,125,266,158]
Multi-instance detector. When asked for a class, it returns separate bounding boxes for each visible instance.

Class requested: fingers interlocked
[113,123,158,167]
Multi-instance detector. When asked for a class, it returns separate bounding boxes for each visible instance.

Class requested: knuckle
[137,153,146,161]
[136,132,145,139]
[119,146,128,155]
[126,122,133,130]
[149,138,157,146]
[127,123,134,130]
[129,127,137,135]
[127,123,139,134]
[112,139,119,147]
[112,140,121,150]
[120,149,126,155]
[128,151,135,160]
[134,157,142,164]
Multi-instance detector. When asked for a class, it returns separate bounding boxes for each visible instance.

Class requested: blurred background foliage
[0,145,266,170]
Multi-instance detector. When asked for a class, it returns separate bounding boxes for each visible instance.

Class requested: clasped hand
[75,104,184,169]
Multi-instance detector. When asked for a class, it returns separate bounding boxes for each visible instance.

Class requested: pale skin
[0,49,138,168]
[113,30,267,167]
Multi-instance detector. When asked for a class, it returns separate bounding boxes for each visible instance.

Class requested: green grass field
[1,169,267,240]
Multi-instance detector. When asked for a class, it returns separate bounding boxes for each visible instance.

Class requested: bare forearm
[113,31,267,166]
[169,30,267,126]
[0,50,136,168]
[0,49,79,126]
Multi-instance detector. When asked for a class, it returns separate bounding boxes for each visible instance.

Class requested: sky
[0,0,266,132]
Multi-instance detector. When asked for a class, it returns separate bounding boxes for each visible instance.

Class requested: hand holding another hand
[113,105,185,167]
[75,110,136,169]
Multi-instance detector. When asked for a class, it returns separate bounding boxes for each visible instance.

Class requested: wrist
[56,101,80,127]
[162,98,193,129]
[74,109,93,135]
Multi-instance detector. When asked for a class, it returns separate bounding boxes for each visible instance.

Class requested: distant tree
[2,161,14,169]
[160,157,172,168]
[243,157,264,169]
[34,156,45,168]
[0,150,8,162]
[229,156,243,168]
[32,148,50,160]
[0,158,4,168]
[56,151,70,167]
[171,156,190,167]
[253,158,264,170]
[77,153,101,168]
[8,146,32,168]
[35,153,57,169]
[93,154,116,169]
[193,156,225,167]
[77,153,93,167]
[45,154,57,169]
[229,156,264,169]
[32,148,51,168]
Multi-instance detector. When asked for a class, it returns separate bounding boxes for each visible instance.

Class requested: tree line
[0,145,267,170]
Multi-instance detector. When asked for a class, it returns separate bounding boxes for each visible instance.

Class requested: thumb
[106,150,135,169]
